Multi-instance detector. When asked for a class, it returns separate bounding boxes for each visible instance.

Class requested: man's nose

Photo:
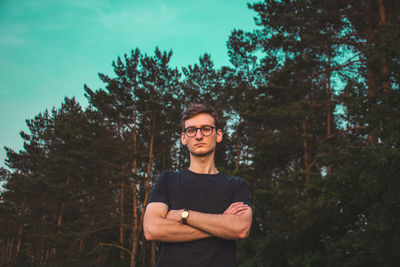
[195,129,203,139]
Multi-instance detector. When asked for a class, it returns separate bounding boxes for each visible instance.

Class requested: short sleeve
[147,171,170,206]
[231,177,252,207]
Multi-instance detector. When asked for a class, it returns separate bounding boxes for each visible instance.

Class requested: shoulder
[223,174,252,206]
[223,174,247,185]
[223,174,251,194]
[225,175,242,182]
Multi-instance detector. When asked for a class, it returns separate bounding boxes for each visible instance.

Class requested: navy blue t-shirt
[147,169,252,267]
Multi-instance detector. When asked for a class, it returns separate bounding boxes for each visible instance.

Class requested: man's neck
[188,154,218,174]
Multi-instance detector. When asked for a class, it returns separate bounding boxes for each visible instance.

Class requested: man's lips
[195,143,206,147]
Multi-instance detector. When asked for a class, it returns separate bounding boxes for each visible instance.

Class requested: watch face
[182,210,189,218]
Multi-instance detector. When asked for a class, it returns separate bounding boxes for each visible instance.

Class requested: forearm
[144,216,211,242]
[187,210,251,240]
[143,202,252,242]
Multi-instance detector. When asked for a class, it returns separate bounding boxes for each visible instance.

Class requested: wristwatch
[181,209,189,224]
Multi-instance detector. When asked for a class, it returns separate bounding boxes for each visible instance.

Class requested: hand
[224,202,250,215]
[166,209,184,222]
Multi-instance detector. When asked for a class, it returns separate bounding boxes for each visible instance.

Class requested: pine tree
[227,0,400,265]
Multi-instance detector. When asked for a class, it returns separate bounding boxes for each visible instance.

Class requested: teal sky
[0,0,257,168]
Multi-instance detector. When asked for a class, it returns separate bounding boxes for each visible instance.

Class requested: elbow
[236,210,252,239]
[237,226,250,239]
[235,220,251,239]
[143,224,158,241]
[144,231,155,241]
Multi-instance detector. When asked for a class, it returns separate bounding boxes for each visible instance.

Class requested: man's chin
[190,148,215,158]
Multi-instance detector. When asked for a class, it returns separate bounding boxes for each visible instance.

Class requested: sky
[0,0,257,169]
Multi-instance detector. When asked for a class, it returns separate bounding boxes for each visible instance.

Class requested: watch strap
[181,209,189,224]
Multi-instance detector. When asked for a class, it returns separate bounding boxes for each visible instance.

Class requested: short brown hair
[181,104,220,130]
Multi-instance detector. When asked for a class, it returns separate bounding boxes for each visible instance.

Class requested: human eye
[202,126,212,134]
[186,127,196,135]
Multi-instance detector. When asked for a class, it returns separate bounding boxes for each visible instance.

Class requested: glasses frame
[183,126,217,137]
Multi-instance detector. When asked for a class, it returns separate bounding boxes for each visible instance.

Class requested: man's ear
[216,129,223,143]
[181,132,187,146]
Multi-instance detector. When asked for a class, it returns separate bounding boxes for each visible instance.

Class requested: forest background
[1,0,400,266]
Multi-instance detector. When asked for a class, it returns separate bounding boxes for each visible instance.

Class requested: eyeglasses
[183,126,216,137]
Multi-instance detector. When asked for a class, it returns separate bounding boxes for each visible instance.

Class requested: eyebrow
[185,124,215,129]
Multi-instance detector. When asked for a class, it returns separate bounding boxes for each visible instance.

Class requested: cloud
[0,24,29,46]
[0,32,24,46]
[0,87,10,96]
[1,0,230,50]
[93,0,182,35]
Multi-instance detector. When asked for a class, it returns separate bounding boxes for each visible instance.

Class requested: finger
[225,204,248,214]
[230,204,245,210]
[224,202,249,214]
[236,210,248,215]
[233,204,250,212]
[227,202,243,209]
[233,206,249,213]
[224,206,240,214]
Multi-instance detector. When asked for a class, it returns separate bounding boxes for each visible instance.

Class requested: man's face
[181,113,222,157]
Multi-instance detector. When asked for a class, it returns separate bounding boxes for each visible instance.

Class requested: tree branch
[97,242,132,255]
[325,126,367,141]
[311,59,364,79]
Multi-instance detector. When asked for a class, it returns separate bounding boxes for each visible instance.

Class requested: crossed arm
[143,202,252,242]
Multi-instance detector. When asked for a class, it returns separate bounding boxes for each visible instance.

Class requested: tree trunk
[16,223,23,258]
[37,238,43,264]
[7,237,14,261]
[150,241,156,267]
[138,119,155,240]
[53,176,70,258]
[379,0,391,128]
[15,199,25,260]
[137,119,155,267]
[79,239,83,253]
[57,176,70,227]
[130,99,139,267]
[327,57,333,174]
[45,246,50,264]
[379,0,389,94]
[302,119,312,183]
[120,164,126,261]
[366,2,378,144]
[140,238,147,267]
[235,132,241,171]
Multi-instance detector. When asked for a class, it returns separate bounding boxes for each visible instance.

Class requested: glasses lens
[201,126,213,136]
[185,127,197,137]
[185,126,215,137]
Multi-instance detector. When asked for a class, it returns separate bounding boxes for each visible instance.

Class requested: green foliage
[1,0,400,266]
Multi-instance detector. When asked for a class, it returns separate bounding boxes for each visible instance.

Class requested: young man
[143,104,252,267]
